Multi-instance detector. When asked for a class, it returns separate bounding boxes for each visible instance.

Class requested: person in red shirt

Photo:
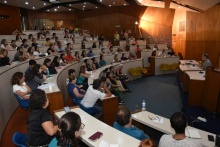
[65,50,74,62]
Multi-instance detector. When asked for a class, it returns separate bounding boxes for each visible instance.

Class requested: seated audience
[106,72,127,92]
[27,90,58,146]
[10,40,17,49]
[158,49,166,57]
[45,38,51,46]
[121,53,128,61]
[25,59,37,80]
[52,56,66,69]
[100,48,105,55]
[153,44,159,50]
[14,47,26,61]
[201,53,212,70]
[74,51,80,61]
[87,48,95,57]
[1,39,8,49]
[167,47,175,56]
[92,42,97,48]
[113,107,149,140]
[31,38,38,47]
[0,49,11,66]
[54,37,59,45]
[92,57,99,70]
[51,33,56,39]
[33,46,43,56]
[65,43,73,52]
[66,69,76,85]
[99,54,106,67]
[107,41,113,48]
[20,39,28,48]
[43,58,57,74]
[28,34,33,40]
[80,79,111,118]
[12,29,22,35]
[47,43,57,55]
[139,139,156,147]
[26,64,46,90]
[11,72,32,99]
[48,112,83,147]
[76,65,90,90]
[68,75,85,104]
[15,34,22,41]
[159,112,202,147]
[148,51,156,63]
[84,59,93,71]
[113,54,119,63]
[56,41,65,53]
[146,44,151,50]
[109,46,114,54]
[65,50,74,62]
[81,50,86,58]
[26,47,35,59]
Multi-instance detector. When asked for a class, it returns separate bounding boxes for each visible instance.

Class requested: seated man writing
[113,107,149,140]
[80,79,111,119]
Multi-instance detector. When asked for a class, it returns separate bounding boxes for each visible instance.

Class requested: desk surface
[179,64,203,72]
[179,60,199,65]
[132,111,215,147]
[55,108,140,147]
[185,71,206,81]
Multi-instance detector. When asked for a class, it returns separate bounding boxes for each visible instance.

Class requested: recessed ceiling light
[84,2,86,4]
[33,7,35,9]
[113,2,115,4]
[44,24,45,25]
[25,2,28,5]
[57,6,60,8]
[4,1,7,3]
[83,5,85,7]
[69,4,71,6]
[100,0,102,2]
[82,8,84,10]
[109,5,111,7]
[95,6,98,8]
[124,4,126,6]
[44,3,46,5]
[47,9,49,11]
[54,8,57,11]
[69,9,71,11]
[178,6,181,8]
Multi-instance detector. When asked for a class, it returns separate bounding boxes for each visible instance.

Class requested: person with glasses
[49,112,84,147]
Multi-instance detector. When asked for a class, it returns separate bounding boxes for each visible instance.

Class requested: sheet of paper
[99,140,109,147]
[110,144,119,147]
[79,115,86,121]
[153,117,164,124]
[190,65,199,69]
[185,129,201,139]
[37,83,55,90]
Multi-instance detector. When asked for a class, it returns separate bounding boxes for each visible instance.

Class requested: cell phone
[64,106,70,113]
[208,135,214,142]
[88,131,103,141]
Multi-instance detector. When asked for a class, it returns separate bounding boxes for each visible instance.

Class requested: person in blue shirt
[87,48,95,57]
[113,107,149,140]
[49,112,84,147]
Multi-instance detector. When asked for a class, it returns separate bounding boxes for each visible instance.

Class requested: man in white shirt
[158,49,166,57]
[80,79,112,118]
[159,112,202,147]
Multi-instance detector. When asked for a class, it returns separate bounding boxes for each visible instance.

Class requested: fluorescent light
[69,4,71,6]
[25,2,28,5]
[33,7,35,9]
[44,3,46,5]
[84,2,86,4]
[57,6,60,8]
[4,1,7,3]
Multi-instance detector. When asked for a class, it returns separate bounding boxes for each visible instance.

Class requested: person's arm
[81,73,90,78]
[24,84,32,93]
[15,90,30,99]
[92,63,96,70]
[73,87,84,98]
[103,84,112,97]
[33,76,45,84]
[42,121,58,136]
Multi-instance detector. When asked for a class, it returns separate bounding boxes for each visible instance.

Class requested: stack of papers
[185,129,201,139]
[37,83,55,90]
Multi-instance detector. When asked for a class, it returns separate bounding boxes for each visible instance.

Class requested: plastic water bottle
[142,100,146,111]
[46,69,50,78]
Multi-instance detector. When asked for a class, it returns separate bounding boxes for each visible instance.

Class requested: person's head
[114,54,118,59]
[49,43,55,50]
[34,46,39,52]
[0,49,8,57]
[32,38,36,43]
[93,79,102,90]
[67,43,71,48]
[27,47,34,54]
[79,65,86,74]
[75,51,79,57]
[43,58,52,67]
[106,72,112,79]
[69,74,76,83]
[170,112,187,134]
[56,112,82,146]
[110,66,114,72]
[68,69,75,76]
[29,59,37,68]
[100,76,106,83]
[202,53,209,61]
[46,38,50,42]
[53,56,60,63]
[29,89,49,109]
[81,50,86,57]
[57,42,62,48]
[31,64,42,76]
[139,139,156,147]
[55,36,59,41]
[1,39,7,45]
[60,53,65,60]
[152,51,156,56]
[115,107,131,126]
[28,34,33,39]
[17,47,22,53]
[84,59,90,65]
[22,39,27,44]
[122,53,125,57]
[162,49,165,53]
[16,34,20,40]
[11,40,16,45]
[11,72,24,85]
[52,33,56,37]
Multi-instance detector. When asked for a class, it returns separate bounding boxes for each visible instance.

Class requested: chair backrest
[14,93,29,108]
[12,132,27,147]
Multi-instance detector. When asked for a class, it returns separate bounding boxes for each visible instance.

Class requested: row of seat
[128,66,148,79]
[160,63,178,74]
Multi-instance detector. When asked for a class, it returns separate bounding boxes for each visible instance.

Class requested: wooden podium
[203,68,220,112]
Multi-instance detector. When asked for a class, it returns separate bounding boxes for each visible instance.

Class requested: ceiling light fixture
[109,5,111,7]
[124,4,126,6]
[25,2,28,5]
[82,8,84,10]
[113,2,115,4]
[54,8,57,11]
[178,6,181,8]
[84,2,86,4]
[4,1,7,3]
[44,3,46,5]
[83,5,85,7]
[69,4,71,6]
[58,6,60,8]
[47,9,49,11]
[95,6,98,8]
[100,0,102,2]
[33,7,35,9]
[69,9,71,11]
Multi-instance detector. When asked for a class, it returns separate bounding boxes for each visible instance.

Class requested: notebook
[185,128,201,139]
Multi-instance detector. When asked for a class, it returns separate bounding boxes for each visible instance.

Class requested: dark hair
[56,112,81,147]
[151,51,156,56]
[26,64,42,81]
[139,139,156,147]
[81,50,86,57]
[16,34,20,40]
[27,47,33,54]
[52,56,60,67]
[106,72,111,79]
[69,74,76,83]
[67,43,71,47]
[46,38,50,41]
[28,34,33,39]
[170,112,187,134]
[203,53,209,59]
[22,39,27,44]
[11,72,23,85]
[1,39,6,45]
[91,58,96,63]
[60,54,65,61]
[115,107,131,126]
[68,69,75,76]
[29,89,47,109]
[79,65,86,74]
[29,59,37,66]
[75,51,79,57]
[100,76,106,82]
[43,58,51,67]
[93,79,102,90]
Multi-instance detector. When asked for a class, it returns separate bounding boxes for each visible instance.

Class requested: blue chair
[14,93,29,109]
[12,132,27,147]
[79,103,98,116]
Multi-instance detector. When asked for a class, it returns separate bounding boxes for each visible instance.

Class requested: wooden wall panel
[185,4,220,67]
[0,4,21,35]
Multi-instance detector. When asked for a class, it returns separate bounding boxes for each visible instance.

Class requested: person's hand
[43,74,46,80]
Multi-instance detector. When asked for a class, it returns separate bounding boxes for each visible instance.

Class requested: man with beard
[14,47,26,61]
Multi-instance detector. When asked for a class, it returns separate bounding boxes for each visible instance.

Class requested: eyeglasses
[81,123,85,129]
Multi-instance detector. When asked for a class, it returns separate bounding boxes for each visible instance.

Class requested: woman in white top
[11,72,32,99]
[1,39,8,50]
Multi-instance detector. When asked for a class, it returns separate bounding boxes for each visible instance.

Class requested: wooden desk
[131,111,215,147]
[54,107,140,147]
[178,64,202,82]
[185,71,205,106]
